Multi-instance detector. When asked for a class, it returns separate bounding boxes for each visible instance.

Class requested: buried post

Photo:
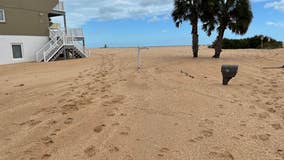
[221,65,239,85]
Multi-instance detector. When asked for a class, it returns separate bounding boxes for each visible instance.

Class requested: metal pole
[64,47,67,60]
[63,14,67,34]
[83,39,86,52]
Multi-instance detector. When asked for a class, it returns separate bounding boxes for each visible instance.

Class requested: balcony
[49,1,65,17]
[53,1,64,12]
[49,28,85,41]
[67,28,84,38]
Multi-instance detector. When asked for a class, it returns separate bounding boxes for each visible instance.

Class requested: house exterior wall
[0,0,59,65]
[0,0,58,36]
[0,35,49,64]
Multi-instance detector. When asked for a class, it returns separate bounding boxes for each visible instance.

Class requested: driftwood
[263,65,284,69]
[180,70,195,79]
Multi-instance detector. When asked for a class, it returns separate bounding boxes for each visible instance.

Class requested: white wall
[0,35,49,65]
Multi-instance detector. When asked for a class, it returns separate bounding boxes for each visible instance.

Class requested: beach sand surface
[0,46,283,160]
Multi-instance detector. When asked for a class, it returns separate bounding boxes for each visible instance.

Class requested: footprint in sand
[101,95,110,99]
[41,136,54,145]
[160,147,170,153]
[120,113,127,117]
[111,95,126,104]
[258,112,270,119]
[123,155,134,160]
[102,101,112,107]
[271,123,282,130]
[258,134,271,141]
[120,127,131,136]
[265,101,274,106]
[267,108,276,113]
[198,119,214,128]
[94,124,106,133]
[231,136,241,141]
[251,134,271,141]
[107,112,116,117]
[61,103,79,114]
[41,153,51,160]
[58,98,66,103]
[20,119,42,127]
[249,105,256,109]
[46,120,57,127]
[64,118,74,125]
[276,149,284,159]
[108,145,120,153]
[50,128,61,136]
[188,136,204,143]
[209,151,234,160]
[240,121,247,127]
[157,147,170,157]
[84,145,96,157]
[201,129,214,138]
[100,87,108,93]
[218,104,224,109]
[112,122,120,126]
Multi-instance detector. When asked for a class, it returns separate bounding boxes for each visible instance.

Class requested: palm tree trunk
[192,21,199,58]
[213,26,226,58]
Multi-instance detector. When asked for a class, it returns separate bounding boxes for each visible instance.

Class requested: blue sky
[58,0,284,48]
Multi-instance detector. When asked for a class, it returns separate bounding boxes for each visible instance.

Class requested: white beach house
[0,0,88,65]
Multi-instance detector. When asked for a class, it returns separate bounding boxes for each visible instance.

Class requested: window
[0,9,5,22]
[12,44,23,59]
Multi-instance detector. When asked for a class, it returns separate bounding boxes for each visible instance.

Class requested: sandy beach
[0,46,283,160]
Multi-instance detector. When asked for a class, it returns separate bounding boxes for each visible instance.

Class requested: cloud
[251,0,270,2]
[265,0,284,12]
[161,29,169,33]
[58,0,271,27]
[266,21,284,27]
[61,0,173,27]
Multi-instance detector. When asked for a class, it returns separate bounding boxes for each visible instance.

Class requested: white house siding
[0,35,49,65]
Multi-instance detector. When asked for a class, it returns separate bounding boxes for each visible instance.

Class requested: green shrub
[209,35,283,49]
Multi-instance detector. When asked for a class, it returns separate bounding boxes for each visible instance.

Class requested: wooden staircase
[36,28,88,62]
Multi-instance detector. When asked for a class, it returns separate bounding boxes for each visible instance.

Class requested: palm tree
[203,0,253,58]
[172,0,202,58]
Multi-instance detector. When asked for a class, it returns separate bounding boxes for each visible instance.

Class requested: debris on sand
[180,70,195,79]
[15,84,25,87]
[263,65,284,69]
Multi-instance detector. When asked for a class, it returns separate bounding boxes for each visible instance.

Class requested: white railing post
[43,52,46,62]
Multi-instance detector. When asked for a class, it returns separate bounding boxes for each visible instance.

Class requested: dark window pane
[12,45,23,59]
[0,10,4,21]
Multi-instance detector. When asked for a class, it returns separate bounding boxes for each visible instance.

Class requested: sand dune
[0,46,283,160]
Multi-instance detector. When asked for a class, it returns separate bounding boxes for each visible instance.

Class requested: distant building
[0,0,88,65]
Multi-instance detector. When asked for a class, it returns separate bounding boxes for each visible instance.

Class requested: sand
[0,46,283,160]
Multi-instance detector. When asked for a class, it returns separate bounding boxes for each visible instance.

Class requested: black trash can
[221,65,239,85]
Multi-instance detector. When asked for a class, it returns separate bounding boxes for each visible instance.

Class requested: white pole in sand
[138,47,141,69]
[137,47,149,70]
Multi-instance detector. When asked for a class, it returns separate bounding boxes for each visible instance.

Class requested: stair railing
[45,36,64,62]
[36,39,56,62]
[36,28,88,62]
